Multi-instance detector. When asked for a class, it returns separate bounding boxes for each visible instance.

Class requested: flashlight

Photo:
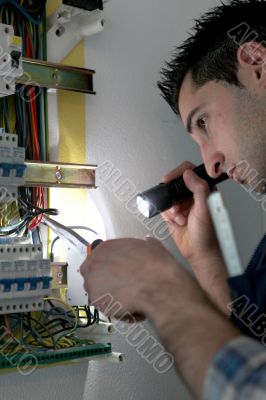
[136,164,229,218]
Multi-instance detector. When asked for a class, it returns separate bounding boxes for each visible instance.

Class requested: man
[80,1,266,398]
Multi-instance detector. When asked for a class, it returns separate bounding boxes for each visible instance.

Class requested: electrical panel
[0,1,121,372]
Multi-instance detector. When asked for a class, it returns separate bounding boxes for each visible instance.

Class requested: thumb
[183,169,211,210]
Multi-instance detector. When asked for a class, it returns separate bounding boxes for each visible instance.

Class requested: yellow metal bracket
[24,161,96,188]
[17,58,96,94]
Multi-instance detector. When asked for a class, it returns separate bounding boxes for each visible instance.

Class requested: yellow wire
[0,299,79,353]
[0,336,78,354]
[27,337,77,350]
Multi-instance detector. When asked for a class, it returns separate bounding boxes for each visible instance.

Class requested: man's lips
[232,174,243,184]
[227,166,244,183]
[227,166,245,185]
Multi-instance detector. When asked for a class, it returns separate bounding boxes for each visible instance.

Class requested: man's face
[178,70,266,193]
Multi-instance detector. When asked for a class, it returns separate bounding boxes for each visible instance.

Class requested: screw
[55,168,62,182]
[53,72,58,81]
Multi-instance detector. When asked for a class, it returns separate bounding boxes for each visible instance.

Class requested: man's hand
[80,237,240,398]
[162,161,219,261]
[80,237,193,319]
[162,161,231,314]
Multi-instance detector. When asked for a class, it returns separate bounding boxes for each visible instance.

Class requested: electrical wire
[4,299,79,351]
[0,0,46,25]
[0,1,103,357]
[0,198,58,236]
[43,297,78,345]
[0,302,99,353]
[0,0,48,233]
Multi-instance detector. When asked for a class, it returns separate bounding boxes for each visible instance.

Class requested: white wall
[84,0,264,399]
[85,0,263,265]
[0,1,264,400]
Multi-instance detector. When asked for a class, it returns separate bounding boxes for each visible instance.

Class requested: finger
[161,209,176,223]
[175,206,192,225]
[183,169,211,210]
[162,197,193,222]
[162,200,187,218]
[162,208,186,226]
[162,205,181,221]
[174,213,186,226]
[162,161,196,183]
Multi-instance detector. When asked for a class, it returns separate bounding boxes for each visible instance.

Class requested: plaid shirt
[203,336,266,400]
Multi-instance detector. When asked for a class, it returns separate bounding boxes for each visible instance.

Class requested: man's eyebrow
[186,105,205,134]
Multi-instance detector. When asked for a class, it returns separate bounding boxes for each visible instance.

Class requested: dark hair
[157,0,266,116]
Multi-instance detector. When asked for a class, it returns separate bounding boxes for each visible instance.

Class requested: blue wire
[0,0,46,25]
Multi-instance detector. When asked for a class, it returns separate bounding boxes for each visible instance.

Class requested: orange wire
[29,92,39,159]
[24,21,46,231]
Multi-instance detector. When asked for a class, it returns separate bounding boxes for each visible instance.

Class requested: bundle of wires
[0,2,105,359]
[0,297,99,353]
[0,196,58,236]
[0,0,48,236]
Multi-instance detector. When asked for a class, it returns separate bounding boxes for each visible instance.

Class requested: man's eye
[197,117,207,130]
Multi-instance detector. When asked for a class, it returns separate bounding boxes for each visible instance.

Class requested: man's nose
[202,152,225,179]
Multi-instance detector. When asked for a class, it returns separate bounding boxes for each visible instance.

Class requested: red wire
[24,27,46,231]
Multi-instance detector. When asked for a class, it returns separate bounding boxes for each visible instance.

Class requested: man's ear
[237,42,266,79]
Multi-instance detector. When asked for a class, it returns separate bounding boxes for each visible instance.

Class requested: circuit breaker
[0,24,23,97]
